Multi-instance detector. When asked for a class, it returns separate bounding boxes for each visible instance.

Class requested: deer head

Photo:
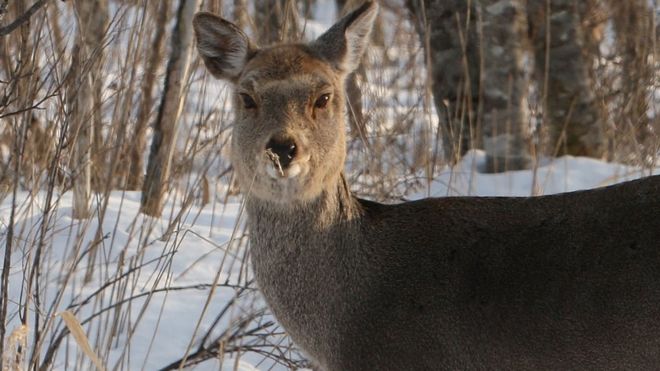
[193,2,378,204]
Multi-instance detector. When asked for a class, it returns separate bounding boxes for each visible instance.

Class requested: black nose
[266,136,297,168]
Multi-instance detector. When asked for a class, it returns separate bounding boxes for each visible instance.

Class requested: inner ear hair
[193,12,256,81]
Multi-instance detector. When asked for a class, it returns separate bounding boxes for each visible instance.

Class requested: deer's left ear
[311,1,379,74]
[193,12,257,81]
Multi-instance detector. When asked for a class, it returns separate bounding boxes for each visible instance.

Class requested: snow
[415,150,658,198]
[2,154,657,370]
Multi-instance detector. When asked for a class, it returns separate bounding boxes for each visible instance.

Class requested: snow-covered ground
[2,152,657,370]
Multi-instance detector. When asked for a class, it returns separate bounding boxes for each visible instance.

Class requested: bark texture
[127,1,169,190]
[609,0,656,163]
[528,0,605,157]
[233,0,250,30]
[83,0,108,190]
[407,0,481,165]
[68,0,104,219]
[141,0,199,217]
[479,0,532,172]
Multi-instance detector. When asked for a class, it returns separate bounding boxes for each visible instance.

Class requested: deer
[193,2,660,370]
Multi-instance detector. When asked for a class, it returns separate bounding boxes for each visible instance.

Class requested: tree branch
[0,0,49,37]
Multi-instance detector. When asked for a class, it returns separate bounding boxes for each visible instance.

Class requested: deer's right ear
[193,12,255,81]
[311,1,378,74]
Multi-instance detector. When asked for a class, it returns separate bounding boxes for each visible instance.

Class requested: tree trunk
[127,1,169,190]
[407,0,481,165]
[68,0,104,219]
[479,0,532,172]
[254,0,299,44]
[70,62,92,219]
[609,0,655,163]
[206,0,222,13]
[84,0,108,191]
[233,0,250,29]
[528,0,605,158]
[141,0,199,217]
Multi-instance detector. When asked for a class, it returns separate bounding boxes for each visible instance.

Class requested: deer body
[193,3,660,369]
[248,176,660,370]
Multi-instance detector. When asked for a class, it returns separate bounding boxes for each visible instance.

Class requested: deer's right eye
[314,93,331,109]
[239,93,257,109]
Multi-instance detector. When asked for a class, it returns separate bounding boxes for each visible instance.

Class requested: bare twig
[0,0,49,37]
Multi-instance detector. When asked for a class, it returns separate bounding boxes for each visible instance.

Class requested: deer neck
[245,172,360,247]
[245,174,359,227]
[244,173,364,358]
[244,172,362,295]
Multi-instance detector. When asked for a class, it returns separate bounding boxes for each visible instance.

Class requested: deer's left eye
[314,93,331,109]
[239,93,257,109]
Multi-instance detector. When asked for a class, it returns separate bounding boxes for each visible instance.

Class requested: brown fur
[194,2,660,370]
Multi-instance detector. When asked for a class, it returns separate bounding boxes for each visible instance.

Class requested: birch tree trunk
[68,0,100,219]
[84,0,107,190]
[407,0,481,165]
[141,0,199,217]
[479,0,532,172]
[528,0,605,157]
[127,1,169,190]
[69,61,92,219]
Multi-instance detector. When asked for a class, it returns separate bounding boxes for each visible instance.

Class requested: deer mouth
[263,150,310,180]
